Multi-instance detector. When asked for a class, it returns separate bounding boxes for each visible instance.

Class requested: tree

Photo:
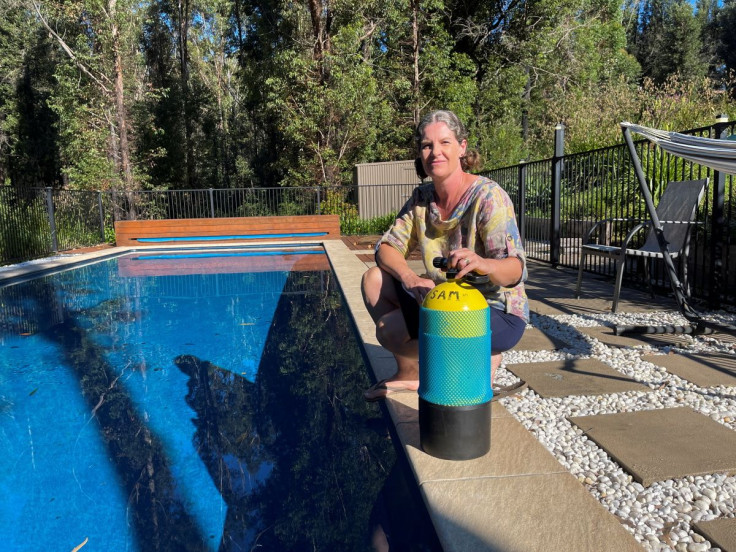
[0,1,62,187]
[458,0,639,162]
[0,0,731,193]
[716,0,736,96]
[6,0,146,191]
[631,0,706,85]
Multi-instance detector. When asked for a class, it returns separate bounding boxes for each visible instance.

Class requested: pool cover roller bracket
[418,259,492,460]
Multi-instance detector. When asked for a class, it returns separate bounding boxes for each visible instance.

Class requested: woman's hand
[448,248,486,280]
[447,249,523,286]
[400,272,436,305]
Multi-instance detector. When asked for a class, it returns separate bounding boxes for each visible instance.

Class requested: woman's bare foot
[364,378,419,402]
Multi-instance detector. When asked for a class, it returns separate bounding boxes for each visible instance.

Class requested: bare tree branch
[29,0,112,93]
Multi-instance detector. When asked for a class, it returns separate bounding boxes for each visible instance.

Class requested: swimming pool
[0,247,396,551]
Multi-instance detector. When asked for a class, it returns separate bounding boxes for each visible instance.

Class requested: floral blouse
[377,176,529,321]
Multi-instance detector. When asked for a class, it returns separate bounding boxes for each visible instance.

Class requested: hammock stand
[615,122,736,337]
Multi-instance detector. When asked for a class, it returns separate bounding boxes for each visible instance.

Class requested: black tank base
[418,398,491,461]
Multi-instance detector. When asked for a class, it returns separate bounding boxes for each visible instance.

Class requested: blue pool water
[0,248,395,551]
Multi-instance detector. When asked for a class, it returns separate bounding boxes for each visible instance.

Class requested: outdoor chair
[574,178,708,312]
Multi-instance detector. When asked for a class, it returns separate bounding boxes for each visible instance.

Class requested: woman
[361,109,528,401]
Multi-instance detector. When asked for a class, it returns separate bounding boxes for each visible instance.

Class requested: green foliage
[104,225,116,244]
[320,188,358,218]
[47,64,119,190]
[637,75,734,130]
[236,201,273,217]
[341,212,398,236]
[0,0,734,195]
[0,7,62,187]
[263,26,388,188]
[633,0,707,85]
[716,0,736,92]
[277,201,309,216]
[0,191,51,264]
[317,187,395,234]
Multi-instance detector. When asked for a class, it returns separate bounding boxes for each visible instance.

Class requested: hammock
[621,122,736,175]
[615,122,736,337]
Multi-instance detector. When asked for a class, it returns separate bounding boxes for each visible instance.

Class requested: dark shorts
[394,278,525,353]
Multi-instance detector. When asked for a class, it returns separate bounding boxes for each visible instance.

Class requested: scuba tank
[418,257,492,460]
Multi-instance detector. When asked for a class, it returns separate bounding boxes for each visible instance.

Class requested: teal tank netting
[418,307,491,406]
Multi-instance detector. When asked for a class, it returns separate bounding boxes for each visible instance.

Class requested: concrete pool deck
[326,240,643,551]
[327,238,736,552]
[3,239,735,552]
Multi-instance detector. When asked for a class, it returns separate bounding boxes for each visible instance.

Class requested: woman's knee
[363,266,400,313]
[490,310,526,354]
[361,266,383,304]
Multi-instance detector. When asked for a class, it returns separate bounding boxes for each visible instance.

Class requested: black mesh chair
[575,179,708,312]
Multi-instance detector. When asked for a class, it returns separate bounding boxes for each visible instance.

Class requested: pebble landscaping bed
[497,309,736,552]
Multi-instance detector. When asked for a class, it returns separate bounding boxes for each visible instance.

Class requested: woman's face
[419,122,467,181]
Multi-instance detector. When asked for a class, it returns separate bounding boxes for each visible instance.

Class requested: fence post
[517,160,527,244]
[208,188,215,218]
[45,187,58,253]
[550,123,564,266]
[708,114,729,308]
[111,190,118,222]
[315,187,321,215]
[97,191,105,242]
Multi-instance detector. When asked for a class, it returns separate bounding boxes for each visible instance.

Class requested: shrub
[340,212,396,236]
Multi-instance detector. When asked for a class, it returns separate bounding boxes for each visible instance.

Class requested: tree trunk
[215,54,229,188]
[411,0,421,126]
[308,0,332,81]
[178,0,195,188]
[109,0,133,191]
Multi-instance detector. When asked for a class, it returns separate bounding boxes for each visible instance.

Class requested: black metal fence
[483,120,736,308]
[2,120,734,307]
[0,187,110,262]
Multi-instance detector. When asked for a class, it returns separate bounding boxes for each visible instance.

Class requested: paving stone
[506,359,650,398]
[421,474,644,552]
[525,262,675,316]
[515,327,571,351]
[569,407,736,487]
[693,518,736,552]
[390,406,568,482]
[642,351,736,388]
[581,326,689,348]
[528,297,616,316]
[704,330,736,346]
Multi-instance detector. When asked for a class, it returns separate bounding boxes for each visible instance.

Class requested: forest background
[1,0,735,193]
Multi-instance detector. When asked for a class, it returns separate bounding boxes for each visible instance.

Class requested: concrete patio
[329,236,736,552]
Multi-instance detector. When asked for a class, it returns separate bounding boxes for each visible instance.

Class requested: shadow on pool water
[1,258,442,551]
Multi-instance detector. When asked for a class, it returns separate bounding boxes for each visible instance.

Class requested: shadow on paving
[521,312,596,357]
[525,260,677,316]
[642,351,736,389]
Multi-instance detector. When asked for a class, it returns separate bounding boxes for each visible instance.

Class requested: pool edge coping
[323,239,644,552]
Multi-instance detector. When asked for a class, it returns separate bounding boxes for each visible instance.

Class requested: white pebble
[506,310,736,551]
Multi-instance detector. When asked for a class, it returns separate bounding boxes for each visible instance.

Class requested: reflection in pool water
[0,251,396,551]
